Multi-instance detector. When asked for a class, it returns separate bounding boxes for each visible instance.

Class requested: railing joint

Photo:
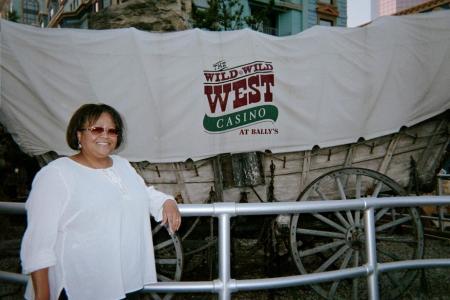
[212,202,237,217]
[213,279,223,292]
[364,263,374,275]
[228,279,237,293]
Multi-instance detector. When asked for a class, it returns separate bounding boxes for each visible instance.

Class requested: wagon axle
[345,225,365,248]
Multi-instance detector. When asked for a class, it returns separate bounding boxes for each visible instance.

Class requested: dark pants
[58,288,143,299]
[58,289,68,300]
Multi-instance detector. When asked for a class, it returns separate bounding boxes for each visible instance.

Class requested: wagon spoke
[354,175,362,227]
[297,228,346,239]
[150,293,163,300]
[299,240,347,257]
[375,207,391,222]
[152,223,164,235]
[346,211,355,226]
[154,239,175,251]
[181,217,201,241]
[315,245,350,273]
[354,210,361,229]
[315,186,329,200]
[376,235,417,244]
[355,175,362,198]
[390,208,398,220]
[352,250,360,300]
[316,185,350,227]
[378,248,403,261]
[155,258,178,265]
[335,211,351,228]
[385,271,402,289]
[313,213,347,233]
[336,177,349,227]
[328,248,353,298]
[335,176,347,200]
[156,273,173,282]
[336,175,355,226]
[371,181,383,197]
[376,215,412,232]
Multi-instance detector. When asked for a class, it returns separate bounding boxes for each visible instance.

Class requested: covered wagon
[1,10,450,299]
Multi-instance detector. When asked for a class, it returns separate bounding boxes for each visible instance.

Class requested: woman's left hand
[162,200,181,233]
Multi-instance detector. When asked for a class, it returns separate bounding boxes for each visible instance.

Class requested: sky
[347,0,372,27]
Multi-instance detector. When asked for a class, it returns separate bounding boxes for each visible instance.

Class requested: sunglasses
[80,126,120,136]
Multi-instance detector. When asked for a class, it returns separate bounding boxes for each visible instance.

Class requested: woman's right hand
[162,199,181,233]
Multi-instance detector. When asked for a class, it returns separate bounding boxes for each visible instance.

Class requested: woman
[20,103,181,300]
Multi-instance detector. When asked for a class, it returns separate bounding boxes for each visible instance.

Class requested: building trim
[48,0,90,27]
[47,6,64,27]
[250,0,302,12]
[276,0,302,11]
[394,0,450,15]
[316,2,339,17]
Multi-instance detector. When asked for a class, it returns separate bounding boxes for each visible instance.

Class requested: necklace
[102,168,127,194]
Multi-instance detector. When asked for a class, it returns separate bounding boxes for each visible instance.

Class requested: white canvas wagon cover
[0,11,449,162]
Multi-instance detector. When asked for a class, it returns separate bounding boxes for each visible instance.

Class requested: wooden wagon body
[126,111,449,206]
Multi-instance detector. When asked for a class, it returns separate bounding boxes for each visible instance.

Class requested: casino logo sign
[203,60,278,133]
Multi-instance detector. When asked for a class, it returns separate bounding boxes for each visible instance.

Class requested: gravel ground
[399,237,450,300]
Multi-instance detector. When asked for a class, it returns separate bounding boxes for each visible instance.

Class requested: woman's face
[77,112,118,159]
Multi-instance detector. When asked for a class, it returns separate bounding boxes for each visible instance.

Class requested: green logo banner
[203,105,278,132]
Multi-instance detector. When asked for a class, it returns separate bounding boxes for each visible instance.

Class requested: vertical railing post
[218,213,231,300]
[364,207,379,299]
[437,175,448,232]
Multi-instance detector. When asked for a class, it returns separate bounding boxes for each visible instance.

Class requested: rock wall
[90,0,192,31]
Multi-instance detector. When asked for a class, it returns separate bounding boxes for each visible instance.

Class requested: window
[319,18,333,26]
[22,0,39,25]
[316,1,338,26]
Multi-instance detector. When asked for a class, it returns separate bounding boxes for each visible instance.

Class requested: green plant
[7,10,19,22]
[192,0,245,31]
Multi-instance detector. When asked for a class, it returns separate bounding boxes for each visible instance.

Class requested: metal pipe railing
[218,213,232,299]
[364,207,379,300]
[1,196,450,299]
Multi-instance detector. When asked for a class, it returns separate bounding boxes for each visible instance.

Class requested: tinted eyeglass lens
[107,128,120,136]
[85,127,119,136]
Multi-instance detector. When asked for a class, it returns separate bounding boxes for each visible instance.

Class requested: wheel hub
[345,225,364,248]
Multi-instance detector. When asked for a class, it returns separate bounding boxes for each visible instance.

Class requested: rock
[90,0,192,31]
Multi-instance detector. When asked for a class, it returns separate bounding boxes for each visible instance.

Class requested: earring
[78,142,82,149]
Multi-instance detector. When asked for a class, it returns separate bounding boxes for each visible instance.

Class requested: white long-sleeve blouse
[20,155,174,300]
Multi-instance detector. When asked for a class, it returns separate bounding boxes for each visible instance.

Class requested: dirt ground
[172,236,450,300]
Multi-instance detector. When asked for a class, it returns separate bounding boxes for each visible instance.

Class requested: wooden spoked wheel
[149,220,183,300]
[290,168,424,300]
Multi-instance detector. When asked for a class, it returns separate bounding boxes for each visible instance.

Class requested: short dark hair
[66,103,124,150]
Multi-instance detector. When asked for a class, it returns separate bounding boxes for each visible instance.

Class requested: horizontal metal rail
[1,196,450,300]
